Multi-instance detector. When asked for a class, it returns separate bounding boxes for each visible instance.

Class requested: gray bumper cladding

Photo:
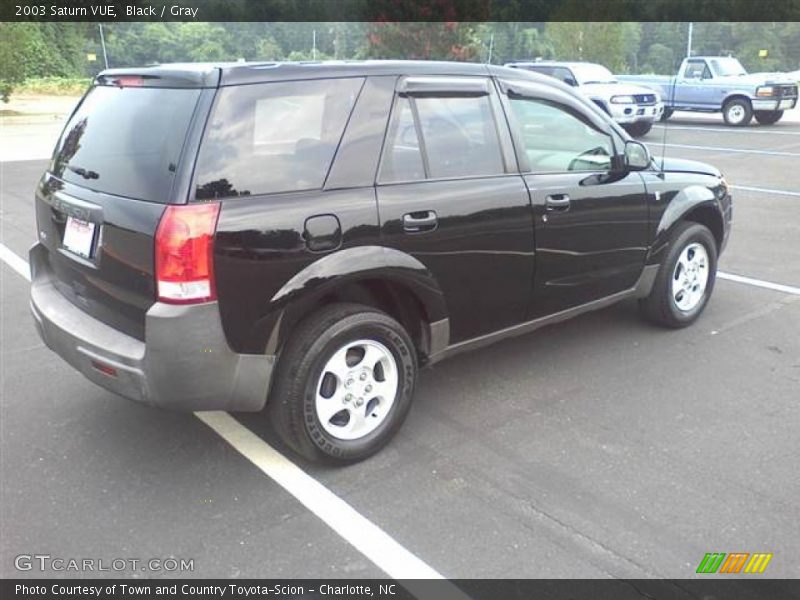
[29,243,274,412]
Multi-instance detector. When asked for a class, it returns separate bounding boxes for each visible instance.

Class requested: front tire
[623,122,653,138]
[269,303,417,463]
[722,98,753,126]
[660,108,674,122]
[754,110,783,125]
[639,222,718,328]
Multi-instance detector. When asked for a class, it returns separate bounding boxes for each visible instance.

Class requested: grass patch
[16,77,92,96]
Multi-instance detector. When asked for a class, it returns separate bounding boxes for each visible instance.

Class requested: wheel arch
[265,246,450,364]
[722,93,752,110]
[648,185,724,266]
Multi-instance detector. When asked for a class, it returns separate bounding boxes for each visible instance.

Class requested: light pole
[98,23,109,69]
[686,22,693,58]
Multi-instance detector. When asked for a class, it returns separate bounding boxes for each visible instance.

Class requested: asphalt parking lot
[1,112,799,580]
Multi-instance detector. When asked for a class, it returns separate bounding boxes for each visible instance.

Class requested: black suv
[30,61,732,462]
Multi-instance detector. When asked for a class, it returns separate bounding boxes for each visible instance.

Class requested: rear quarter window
[194,78,364,199]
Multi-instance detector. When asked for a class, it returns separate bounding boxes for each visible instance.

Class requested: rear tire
[660,108,674,122]
[754,110,783,125]
[722,98,753,126]
[639,222,717,328]
[268,303,417,463]
[623,122,653,138]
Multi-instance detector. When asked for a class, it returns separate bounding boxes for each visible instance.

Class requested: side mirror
[624,140,651,170]
[564,78,578,87]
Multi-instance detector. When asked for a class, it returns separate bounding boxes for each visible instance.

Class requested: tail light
[155,203,220,304]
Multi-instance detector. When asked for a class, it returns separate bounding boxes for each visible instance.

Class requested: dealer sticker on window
[62,216,96,258]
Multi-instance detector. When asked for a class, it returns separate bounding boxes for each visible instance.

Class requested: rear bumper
[29,243,273,412]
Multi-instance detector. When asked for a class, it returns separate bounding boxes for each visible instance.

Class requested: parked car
[505,60,664,137]
[30,60,732,462]
[619,56,799,126]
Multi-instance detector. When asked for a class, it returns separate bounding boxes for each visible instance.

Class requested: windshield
[710,58,748,77]
[571,64,618,85]
[51,85,201,203]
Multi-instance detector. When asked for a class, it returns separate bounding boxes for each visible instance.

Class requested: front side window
[508,96,614,173]
[194,78,363,199]
[551,68,578,87]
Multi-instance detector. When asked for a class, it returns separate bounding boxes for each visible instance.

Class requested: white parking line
[0,241,444,581]
[0,242,31,281]
[729,185,800,198]
[717,271,800,296]
[656,143,800,157]
[653,124,800,136]
[196,412,444,579]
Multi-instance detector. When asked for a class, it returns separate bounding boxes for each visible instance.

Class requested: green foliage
[364,22,481,61]
[2,21,799,102]
[474,23,555,63]
[641,43,677,75]
[0,22,95,101]
[0,24,27,102]
[545,22,638,72]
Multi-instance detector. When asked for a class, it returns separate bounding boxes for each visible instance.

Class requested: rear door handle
[403,210,438,233]
[545,194,571,212]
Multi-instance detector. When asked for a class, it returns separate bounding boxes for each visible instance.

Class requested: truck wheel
[722,98,752,126]
[639,222,717,329]
[623,122,653,138]
[268,303,417,463]
[660,108,673,122]
[754,110,783,125]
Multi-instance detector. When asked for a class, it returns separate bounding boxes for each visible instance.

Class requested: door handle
[403,210,438,233]
[545,194,571,212]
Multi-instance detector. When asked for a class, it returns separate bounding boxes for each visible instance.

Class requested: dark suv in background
[30,61,732,462]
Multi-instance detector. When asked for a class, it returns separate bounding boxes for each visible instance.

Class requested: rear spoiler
[95,65,221,89]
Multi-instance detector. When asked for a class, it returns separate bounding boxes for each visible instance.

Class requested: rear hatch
[34,68,216,340]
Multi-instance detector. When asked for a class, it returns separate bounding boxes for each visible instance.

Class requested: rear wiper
[66,166,99,180]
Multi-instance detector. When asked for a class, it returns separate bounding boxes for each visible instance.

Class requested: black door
[376,76,535,343]
[499,79,649,318]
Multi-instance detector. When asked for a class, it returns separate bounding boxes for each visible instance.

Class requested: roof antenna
[659,75,675,175]
[660,23,692,173]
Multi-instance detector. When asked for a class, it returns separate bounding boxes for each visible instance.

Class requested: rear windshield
[194,77,364,199]
[50,85,201,203]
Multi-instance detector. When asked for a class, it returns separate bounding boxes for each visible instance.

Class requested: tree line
[2,21,799,101]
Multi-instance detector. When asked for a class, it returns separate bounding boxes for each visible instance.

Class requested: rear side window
[51,86,201,203]
[380,92,504,182]
[195,78,364,199]
[416,96,504,179]
[684,61,710,79]
[379,97,425,182]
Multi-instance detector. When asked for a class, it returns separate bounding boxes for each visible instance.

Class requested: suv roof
[96,59,549,88]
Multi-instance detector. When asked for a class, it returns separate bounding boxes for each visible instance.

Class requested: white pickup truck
[505,61,664,137]
[619,56,798,126]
